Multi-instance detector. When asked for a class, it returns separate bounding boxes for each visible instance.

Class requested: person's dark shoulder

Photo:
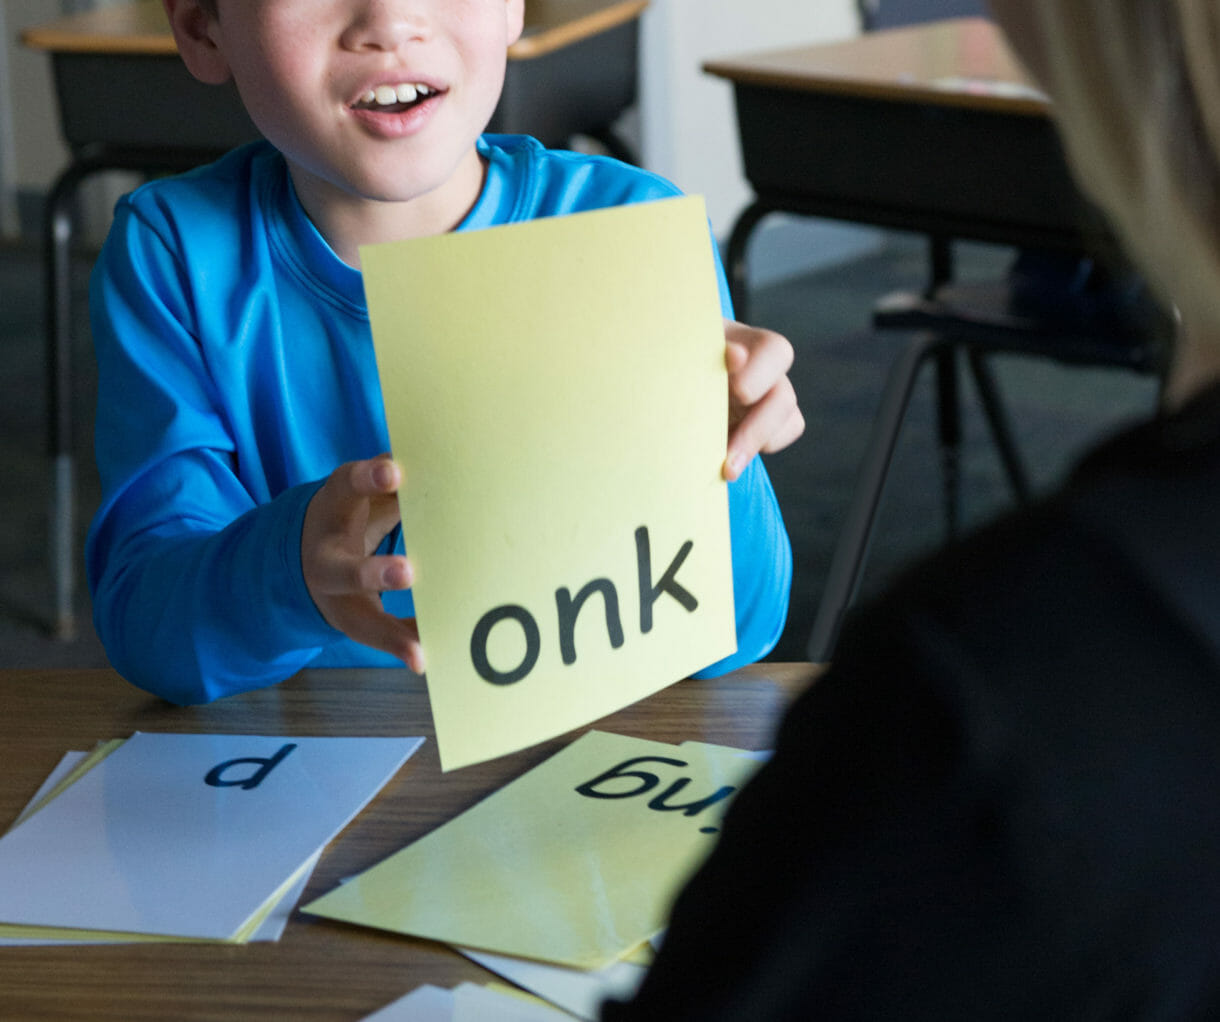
[835,491,1112,680]
[845,384,1220,672]
[818,397,1220,798]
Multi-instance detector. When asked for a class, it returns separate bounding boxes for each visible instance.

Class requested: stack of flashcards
[0,732,422,945]
[305,730,767,1018]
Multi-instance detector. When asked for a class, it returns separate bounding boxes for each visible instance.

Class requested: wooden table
[21,0,649,643]
[703,17,1096,319]
[0,661,814,1020]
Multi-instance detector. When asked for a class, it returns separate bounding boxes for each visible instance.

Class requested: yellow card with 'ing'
[302,729,763,969]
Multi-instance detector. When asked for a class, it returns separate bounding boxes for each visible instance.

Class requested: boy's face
[168,0,524,230]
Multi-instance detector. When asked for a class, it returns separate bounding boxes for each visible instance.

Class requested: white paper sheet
[0,733,422,939]
[460,948,647,1020]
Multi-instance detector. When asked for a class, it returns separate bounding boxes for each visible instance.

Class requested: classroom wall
[638,0,875,284]
[4,0,869,272]
[7,0,70,197]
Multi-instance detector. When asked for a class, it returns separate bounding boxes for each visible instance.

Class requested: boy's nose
[340,0,430,53]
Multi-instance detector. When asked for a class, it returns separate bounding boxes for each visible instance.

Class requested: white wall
[638,0,874,285]
[4,0,870,272]
[639,0,857,234]
[8,0,71,192]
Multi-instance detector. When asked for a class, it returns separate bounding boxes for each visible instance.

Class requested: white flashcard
[10,750,87,829]
[0,850,319,946]
[451,983,575,1021]
[361,983,455,1021]
[361,982,573,1022]
[460,948,647,1020]
[0,733,423,939]
[0,749,319,945]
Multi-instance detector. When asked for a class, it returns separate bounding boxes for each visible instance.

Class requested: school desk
[702,16,1096,319]
[21,0,649,643]
[0,660,815,1021]
[704,17,1119,663]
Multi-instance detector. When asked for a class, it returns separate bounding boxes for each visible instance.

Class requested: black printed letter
[555,578,624,665]
[635,526,698,633]
[647,778,737,817]
[575,755,689,800]
[471,604,541,685]
[204,743,298,790]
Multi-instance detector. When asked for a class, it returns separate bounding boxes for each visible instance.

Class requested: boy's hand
[724,319,804,481]
[301,455,424,673]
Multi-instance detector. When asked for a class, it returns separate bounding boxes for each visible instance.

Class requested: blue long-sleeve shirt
[87,136,792,704]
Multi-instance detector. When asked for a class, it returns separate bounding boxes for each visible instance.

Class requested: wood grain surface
[0,662,817,1020]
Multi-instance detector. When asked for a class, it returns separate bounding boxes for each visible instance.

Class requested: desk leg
[43,159,95,640]
[42,147,239,641]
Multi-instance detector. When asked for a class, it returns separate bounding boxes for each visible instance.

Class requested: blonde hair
[1017,1,1220,336]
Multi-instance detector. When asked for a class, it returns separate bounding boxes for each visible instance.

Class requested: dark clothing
[605,385,1220,1020]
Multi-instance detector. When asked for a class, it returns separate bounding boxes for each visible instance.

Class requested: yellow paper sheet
[302,729,763,969]
[364,196,736,770]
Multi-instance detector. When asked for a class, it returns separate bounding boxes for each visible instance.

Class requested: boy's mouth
[352,83,438,115]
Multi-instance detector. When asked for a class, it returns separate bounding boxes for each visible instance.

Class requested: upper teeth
[361,83,432,105]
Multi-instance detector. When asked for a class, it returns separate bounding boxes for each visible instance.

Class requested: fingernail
[373,462,396,489]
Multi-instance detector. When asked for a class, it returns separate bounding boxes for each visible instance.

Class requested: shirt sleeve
[85,199,342,704]
[693,456,793,676]
[691,237,793,676]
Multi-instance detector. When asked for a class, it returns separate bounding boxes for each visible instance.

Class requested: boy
[86,0,803,704]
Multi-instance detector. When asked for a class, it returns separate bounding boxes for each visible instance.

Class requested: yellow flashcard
[363,196,736,771]
[302,729,763,969]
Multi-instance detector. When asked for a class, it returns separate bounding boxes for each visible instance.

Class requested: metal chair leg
[44,158,91,641]
[966,349,1033,503]
[933,347,963,539]
[42,145,226,640]
[807,332,946,663]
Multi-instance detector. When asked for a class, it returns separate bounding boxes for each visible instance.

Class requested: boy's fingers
[325,456,401,503]
[306,457,403,558]
[727,328,794,408]
[724,337,750,374]
[359,554,413,593]
[366,455,401,494]
[725,380,805,479]
[322,596,424,673]
[311,551,412,597]
[365,491,403,552]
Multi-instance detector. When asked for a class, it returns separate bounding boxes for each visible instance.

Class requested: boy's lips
[347,81,446,137]
[351,81,442,114]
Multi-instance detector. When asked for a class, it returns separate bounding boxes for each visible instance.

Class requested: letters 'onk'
[470,526,698,686]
